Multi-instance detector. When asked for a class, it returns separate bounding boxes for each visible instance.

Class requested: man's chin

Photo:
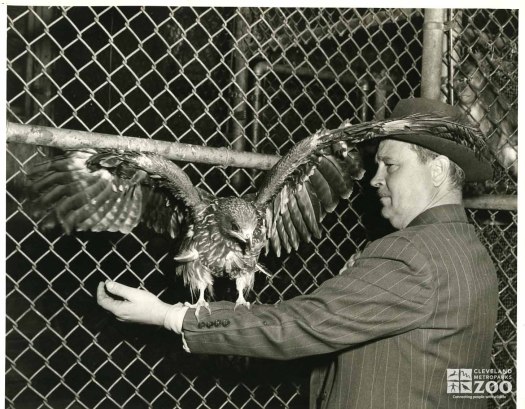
[381,208,401,229]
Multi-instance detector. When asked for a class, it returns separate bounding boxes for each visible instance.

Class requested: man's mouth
[378,192,391,204]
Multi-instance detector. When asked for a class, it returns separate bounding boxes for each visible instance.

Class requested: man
[97,98,498,408]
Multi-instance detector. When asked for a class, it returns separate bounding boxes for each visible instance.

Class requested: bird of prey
[26,115,484,318]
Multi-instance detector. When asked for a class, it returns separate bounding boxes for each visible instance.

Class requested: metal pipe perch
[6,121,280,170]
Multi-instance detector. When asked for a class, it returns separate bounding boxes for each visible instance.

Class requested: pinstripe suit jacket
[182,205,498,408]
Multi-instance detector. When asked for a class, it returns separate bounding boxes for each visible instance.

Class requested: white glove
[96,280,187,333]
[339,251,362,274]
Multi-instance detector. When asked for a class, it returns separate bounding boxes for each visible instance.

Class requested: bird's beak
[241,230,253,250]
[231,230,253,249]
[245,234,253,250]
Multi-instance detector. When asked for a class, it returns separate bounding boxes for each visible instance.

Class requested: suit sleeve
[182,234,437,360]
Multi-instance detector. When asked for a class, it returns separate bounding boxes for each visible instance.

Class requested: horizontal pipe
[6,122,280,170]
[463,195,517,211]
[254,61,356,84]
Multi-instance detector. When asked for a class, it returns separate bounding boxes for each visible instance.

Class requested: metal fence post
[421,9,445,99]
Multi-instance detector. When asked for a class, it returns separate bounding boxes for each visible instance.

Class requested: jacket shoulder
[361,229,423,260]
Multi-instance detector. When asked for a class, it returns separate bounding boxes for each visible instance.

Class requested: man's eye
[385,163,397,171]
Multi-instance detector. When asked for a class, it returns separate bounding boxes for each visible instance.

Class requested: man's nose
[370,168,384,188]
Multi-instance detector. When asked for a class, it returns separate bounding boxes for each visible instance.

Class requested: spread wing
[255,137,365,257]
[255,113,486,256]
[26,150,207,238]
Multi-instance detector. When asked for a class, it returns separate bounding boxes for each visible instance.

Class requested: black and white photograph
[4,5,520,408]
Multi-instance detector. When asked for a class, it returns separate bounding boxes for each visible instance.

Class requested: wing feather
[320,154,357,199]
[264,207,275,255]
[28,151,94,174]
[281,200,299,252]
[308,167,339,213]
[109,186,141,233]
[54,173,111,220]
[59,177,114,233]
[287,192,311,243]
[272,191,282,232]
[31,171,88,197]
[317,155,348,198]
[92,187,130,232]
[275,216,291,254]
[76,184,121,231]
[26,150,201,238]
[295,181,322,239]
[269,226,282,257]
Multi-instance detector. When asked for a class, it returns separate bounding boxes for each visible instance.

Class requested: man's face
[370,139,436,229]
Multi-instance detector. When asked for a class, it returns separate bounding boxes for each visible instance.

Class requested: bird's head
[217,198,258,249]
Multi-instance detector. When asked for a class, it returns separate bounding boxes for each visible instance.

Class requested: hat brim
[386,98,493,182]
[383,133,493,182]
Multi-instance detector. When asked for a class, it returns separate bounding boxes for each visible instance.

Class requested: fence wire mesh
[6,7,517,409]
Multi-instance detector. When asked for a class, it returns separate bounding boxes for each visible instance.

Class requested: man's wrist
[163,304,189,334]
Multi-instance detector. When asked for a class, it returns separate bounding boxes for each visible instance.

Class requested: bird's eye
[231,222,240,231]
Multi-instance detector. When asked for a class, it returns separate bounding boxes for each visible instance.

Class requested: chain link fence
[6,7,517,408]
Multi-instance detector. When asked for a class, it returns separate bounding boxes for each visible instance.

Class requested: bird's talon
[234,301,251,311]
[184,300,210,321]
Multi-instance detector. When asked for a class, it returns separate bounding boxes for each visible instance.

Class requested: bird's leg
[184,284,210,321]
[234,275,251,310]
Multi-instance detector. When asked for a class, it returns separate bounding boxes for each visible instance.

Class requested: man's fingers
[97,281,109,305]
[95,281,174,326]
[103,280,142,301]
[97,281,126,313]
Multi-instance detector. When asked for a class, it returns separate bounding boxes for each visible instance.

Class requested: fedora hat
[384,98,493,182]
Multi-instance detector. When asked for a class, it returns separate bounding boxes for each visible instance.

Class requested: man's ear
[430,155,450,187]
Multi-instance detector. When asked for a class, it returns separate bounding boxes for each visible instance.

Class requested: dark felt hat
[386,98,493,182]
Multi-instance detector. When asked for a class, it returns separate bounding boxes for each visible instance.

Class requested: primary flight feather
[26,114,482,318]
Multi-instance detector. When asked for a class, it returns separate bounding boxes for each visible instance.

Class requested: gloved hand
[96,280,187,333]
